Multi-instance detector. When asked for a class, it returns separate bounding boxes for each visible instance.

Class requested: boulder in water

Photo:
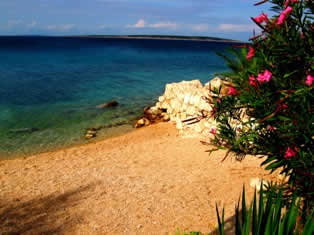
[96,100,119,109]
[10,127,39,134]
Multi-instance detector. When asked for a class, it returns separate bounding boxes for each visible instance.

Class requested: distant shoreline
[66,35,245,43]
[0,34,246,44]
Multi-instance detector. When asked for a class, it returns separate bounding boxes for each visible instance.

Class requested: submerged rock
[96,100,119,109]
[85,128,97,140]
[85,134,95,140]
[10,128,39,134]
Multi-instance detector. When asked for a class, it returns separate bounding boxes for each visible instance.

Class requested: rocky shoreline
[135,77,233,138]
[83,76,249,143]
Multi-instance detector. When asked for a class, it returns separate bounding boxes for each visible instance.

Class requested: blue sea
[0,36,233,158]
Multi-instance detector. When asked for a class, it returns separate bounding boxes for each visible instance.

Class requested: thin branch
[254,0,268,6]
[221,149,232,162]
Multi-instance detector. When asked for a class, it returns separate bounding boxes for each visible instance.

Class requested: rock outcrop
[135,77,249,138]
[134,78,222,137]
[152,79,218,138]
[135,106,169,128]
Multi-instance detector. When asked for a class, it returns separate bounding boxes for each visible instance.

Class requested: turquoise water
[0,36,232,158]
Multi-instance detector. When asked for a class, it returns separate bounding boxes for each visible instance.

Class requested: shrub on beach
[215,185,314,235]
[176,185,314,235]
[210,0,313,219]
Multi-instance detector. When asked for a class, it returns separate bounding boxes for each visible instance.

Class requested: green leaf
[302,211,314,235]
[242,185,247,227]
[215,203,224,235]
[265,160,284,172]
[252,189,258,235]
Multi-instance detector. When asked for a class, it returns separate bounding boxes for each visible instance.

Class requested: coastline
[65,35,245,43]
[0,122,277,234]
[0,123,136,160]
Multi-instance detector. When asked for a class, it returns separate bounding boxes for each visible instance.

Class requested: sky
[0,0,272,41]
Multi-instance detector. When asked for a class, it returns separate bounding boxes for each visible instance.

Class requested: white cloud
[149,22,178,29]
[127,19,178,30]
[217,24,255,32]
[46,24,75,31]
[98,25,108,29]
[127,19,146,28]
[191,24,209,32]
[27,21,37,28]
[8,20,22,28]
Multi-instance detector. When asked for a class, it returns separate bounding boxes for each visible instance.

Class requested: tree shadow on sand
[0,183,98,235]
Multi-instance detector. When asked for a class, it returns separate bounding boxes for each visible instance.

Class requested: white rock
[209,77,223,91]
[151,79,225,138]
[189,95,195,105]
[158,96,165,102]
[193,96,201,106]
[162,114,170,122]
[183,94,191,104]
[186,106,195,116]
[180,112,187,121]
[170,114,176,121]
[194,123,203,133]
[176,119,183,130]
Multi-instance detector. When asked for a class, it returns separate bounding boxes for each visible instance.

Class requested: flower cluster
[306,74,313,86]
[284,146,298,160]
[246,46,255,60]
[227,87,238,96]
[278,6,293,25]
[284,0,299,8]
[253,12,268,24]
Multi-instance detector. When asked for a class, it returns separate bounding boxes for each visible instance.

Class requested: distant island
[69,35,244,43]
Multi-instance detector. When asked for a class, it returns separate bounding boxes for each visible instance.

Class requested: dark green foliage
[215,184,314,235]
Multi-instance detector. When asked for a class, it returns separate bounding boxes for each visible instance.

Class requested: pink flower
[284,146,298,160]
[283,6,293,15]
[246,47,255,60]
[277,13,287,25]
[210,128,216,135]
[227,87,238,96]
[276,103,288,112]
[257,69,272,83]
[277,6,293,26]
[249,75,258,87]
[267,125,276,131]
[305,74,313,86]
[253,13,268,24]
[285,0,299,7]
[284,0,290,7]
[263,70,272,82]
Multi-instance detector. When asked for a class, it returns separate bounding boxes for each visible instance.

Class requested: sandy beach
[0,122,276,235]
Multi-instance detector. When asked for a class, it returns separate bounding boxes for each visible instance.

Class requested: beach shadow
[0,183,97,235]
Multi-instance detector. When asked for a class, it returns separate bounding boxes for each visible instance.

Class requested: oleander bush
[210,0,313,219]
[176,1,313,234]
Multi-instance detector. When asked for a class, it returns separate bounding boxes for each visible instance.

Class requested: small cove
[0,36,233,158]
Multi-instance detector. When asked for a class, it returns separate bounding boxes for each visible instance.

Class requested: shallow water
[0,36,232,158]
